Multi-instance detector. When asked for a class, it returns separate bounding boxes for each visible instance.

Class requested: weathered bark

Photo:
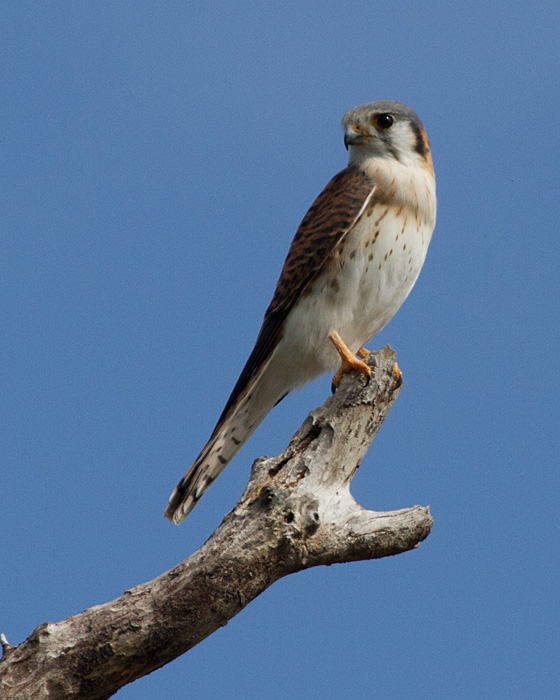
[0,346,433,700]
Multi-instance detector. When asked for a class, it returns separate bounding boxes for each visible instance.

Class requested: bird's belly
[277,212,432,383]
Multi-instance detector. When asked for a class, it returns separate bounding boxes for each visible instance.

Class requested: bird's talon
[393,362,403,387]
[331,368,343,393]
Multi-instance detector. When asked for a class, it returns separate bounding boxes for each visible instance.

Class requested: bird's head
[342,100,433,173]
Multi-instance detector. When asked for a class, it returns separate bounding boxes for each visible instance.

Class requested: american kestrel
[165,100,436,524]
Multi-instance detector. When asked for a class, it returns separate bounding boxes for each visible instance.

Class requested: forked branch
[0,346,433,700]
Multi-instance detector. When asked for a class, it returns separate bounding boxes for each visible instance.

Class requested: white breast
[271,160,436,388]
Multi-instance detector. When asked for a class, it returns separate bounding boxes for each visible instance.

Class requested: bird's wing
[214,164,375,429]
[164,165,375,524]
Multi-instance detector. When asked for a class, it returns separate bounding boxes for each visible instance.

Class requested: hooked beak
[344,125,365,150]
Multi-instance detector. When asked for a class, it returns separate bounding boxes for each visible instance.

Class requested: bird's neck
[355,156,437,228]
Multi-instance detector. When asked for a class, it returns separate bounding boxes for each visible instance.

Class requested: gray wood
[0,346,433,700]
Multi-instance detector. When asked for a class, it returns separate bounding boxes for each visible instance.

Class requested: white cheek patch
[389,123,419,165]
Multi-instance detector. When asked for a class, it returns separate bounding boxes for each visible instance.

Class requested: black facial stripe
[410,120,428,158]
[379,130,401,162]
[386,142,401,162]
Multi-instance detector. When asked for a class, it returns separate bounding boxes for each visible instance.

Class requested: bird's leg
[329,331,372,393]
[357,347,370,359]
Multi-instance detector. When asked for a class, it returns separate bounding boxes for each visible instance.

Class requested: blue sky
[2,2,559,698]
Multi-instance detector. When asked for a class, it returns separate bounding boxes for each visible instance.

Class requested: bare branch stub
[0,346,433,700]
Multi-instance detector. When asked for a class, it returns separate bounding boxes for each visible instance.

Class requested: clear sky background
[2,2,559,698]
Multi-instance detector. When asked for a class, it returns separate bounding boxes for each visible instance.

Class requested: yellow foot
[329,331,372,393]
[393,361,403,388]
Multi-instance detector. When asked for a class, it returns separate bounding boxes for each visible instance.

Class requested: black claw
[331,381,337,395]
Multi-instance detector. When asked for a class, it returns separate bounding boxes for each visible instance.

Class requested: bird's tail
[164,359,285,524]
[163,428,243,525]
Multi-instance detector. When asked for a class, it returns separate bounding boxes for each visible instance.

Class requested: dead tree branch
[0,346,433,700]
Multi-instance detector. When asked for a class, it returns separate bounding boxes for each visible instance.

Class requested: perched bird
[165,100,436,525]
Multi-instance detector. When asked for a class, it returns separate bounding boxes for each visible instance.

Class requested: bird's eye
[374,113,394,130]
